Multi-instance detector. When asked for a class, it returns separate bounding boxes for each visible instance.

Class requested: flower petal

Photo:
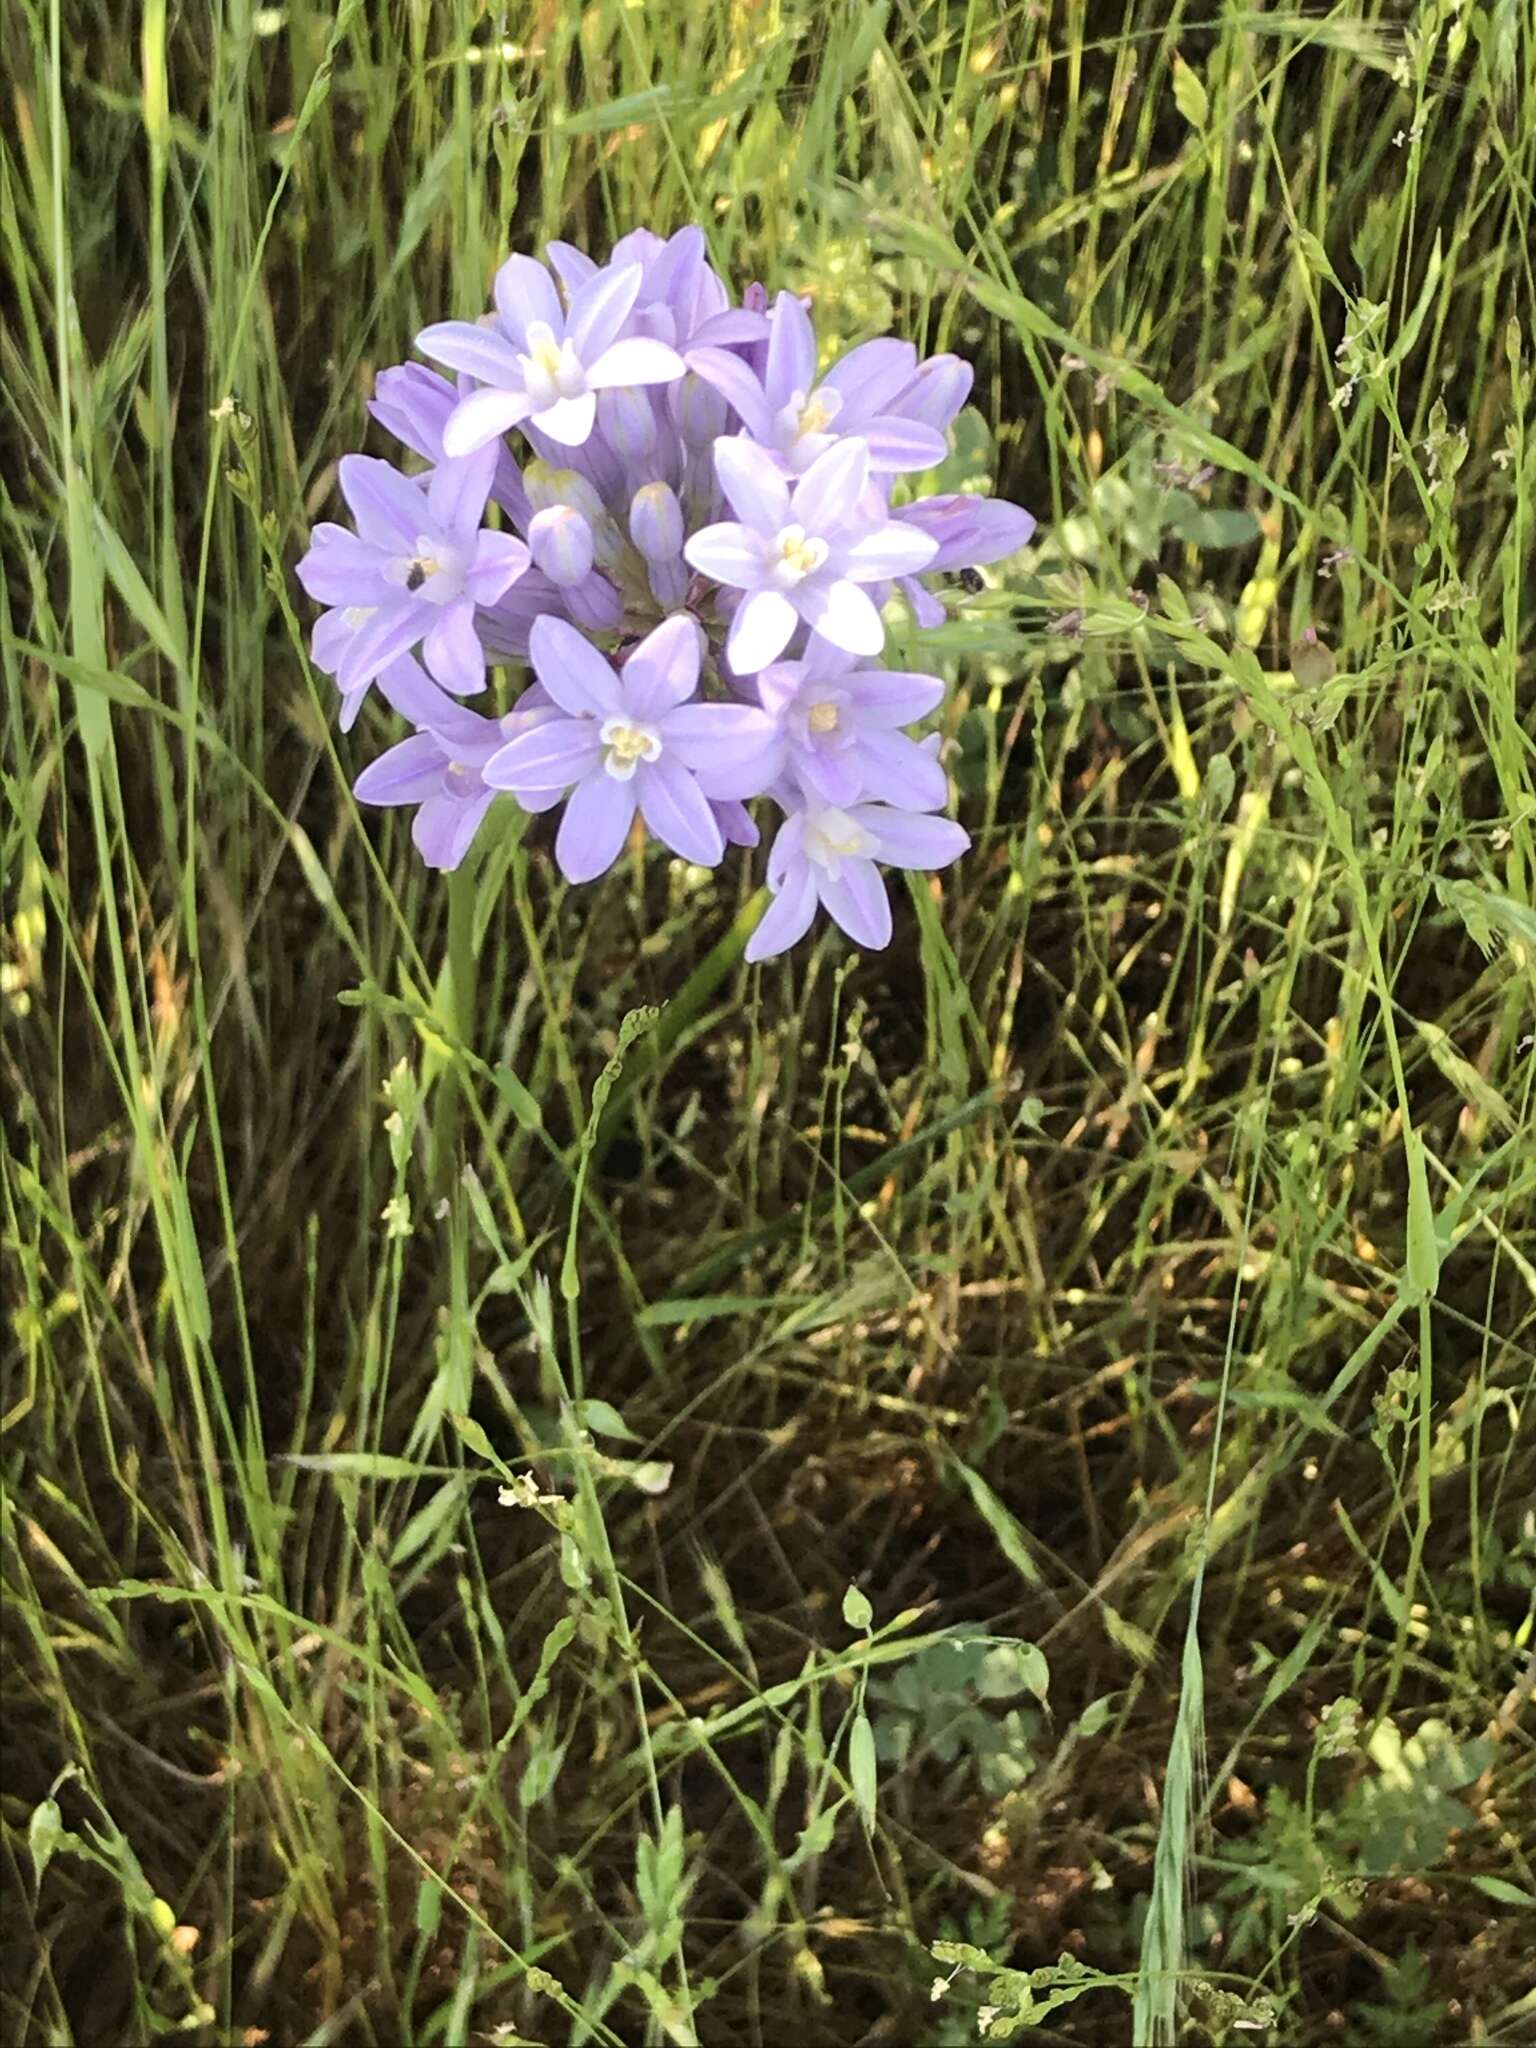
[898,493,1038,569]
[764,290,816,408]
[423,601,485,695]
[857,805,970,870]
[338,601,424,693]
[795,577,884,657]
[555,772,637,883]
[859,418,950,472]
[621,613,702,722]
[530,391,598,445]
[890,354,972,431]
[682,346,773,440]
[791,437,870,536]
[295,530,393,605]
[545,240,598,294]
[529,614,623,718]
[714,436,792,533]
[820,338,918,415]
[683,520,767,588]
[567,262,643,360]
[442,386,538,457]
[853,728,949,810]
[687,309,770,349]
[745,859,818,962]
[818,857,892,949]
[466,529,531,604]
[636,753,725,867]
[727,588,798,673]
[485,716,603,794]
[339,455,430,549]
[413,788,496,871]
[662,703,782,798]
[839,520,940,580]
[416,321,527,388]
[426,444,497,534]
[585,336,686,391]
[354,733,450,806]
[797,742,863,807]
[492,254,564,348]
[839,667,945,727]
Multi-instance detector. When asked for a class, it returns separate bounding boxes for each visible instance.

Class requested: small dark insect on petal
[405,563,427,592]
[955,568,986,595]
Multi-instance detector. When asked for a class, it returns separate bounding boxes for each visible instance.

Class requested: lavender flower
[757,645,948,810]
[417,255,686,454]
[747,800,971,961]
[684,436,938,672]
[296,447,528,717]
[688,289,950,475]
[485,615,780,882]
[295,227,1039,960]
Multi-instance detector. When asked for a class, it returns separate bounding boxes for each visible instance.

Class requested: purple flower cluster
[296,228,1035,959]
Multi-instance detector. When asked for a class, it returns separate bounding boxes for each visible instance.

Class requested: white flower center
[386,534,466,602]
[599,715,662,781]
[774,387,841,465]
[802,806,877,878]
[806,700,841,735]
[521,321,588,407]
[771,523,829,586]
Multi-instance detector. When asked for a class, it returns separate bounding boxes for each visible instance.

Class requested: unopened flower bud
[522,460,606,529]
[629,482,685,564]
[528,506,595,587]
[675,372,727,449]
[601,386,658,465]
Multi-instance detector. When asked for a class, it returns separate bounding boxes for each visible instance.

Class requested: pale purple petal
[858,806,971,869]
[839,521,940,580]
[764,291,816,408]
[902,575,948,628]
[466,530,531,604]
[855,728,949,810]
[819,856,892,949]
[493,254,564,348]
[900,494,1038,569]
[820,338,919,414]
[369,364,456,461]
[790,438,870,535]
[529,614,623,718]
[545,241,598,294]
[585,337,686,391]
[426,445,497,534]
[531,391,598,445]
[728,588,798,672]
[621,613,701,722]
[893,354,973,431]
[375,655,480,737]
[310,608,355,672]
[683,346,773,440]
[484,716,603,794]
[798,744,862,807]
[688,309,771,349]
[840,668,945,726]
[636,754,725,866]
[714,437,792,533]
[295,532,393,604]
[795,577,883,657]
[555,772,637,883]
[859,418,950,472]
[338,456,429,549]
[745,860,817,962]
[567,262,643,359]
[416,321,528,389]
[354,733,451,806]
[712,797,759,849]
[423,601,485,695]
[683,521,768,587]
[338,602,425,692]
[414,788,496,870]
[442,387,538,457]
[766,808,806,887]
[662,703,781,797]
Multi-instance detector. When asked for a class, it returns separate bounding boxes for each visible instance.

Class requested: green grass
[3,0,1535,2042]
